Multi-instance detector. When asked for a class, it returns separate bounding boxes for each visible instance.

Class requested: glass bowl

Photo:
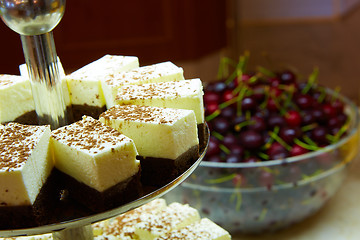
[164,89,360,234]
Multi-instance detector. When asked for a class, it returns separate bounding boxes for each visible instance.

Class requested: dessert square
[0,123,53,229]
[99,105,199,186]
[134,202,200,240]
[0,74,36,124]
[114,78,206,149]
[93,199,167,240]
[101,61,184,109]
[155,218,232,240]
[66,55,139,120]
[51,116,141,212]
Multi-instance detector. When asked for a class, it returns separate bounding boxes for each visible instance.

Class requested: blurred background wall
[1,0,360,103]
[0,0,227,74]
[237,0,360,104]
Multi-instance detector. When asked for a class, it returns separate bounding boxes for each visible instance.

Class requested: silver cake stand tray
[0,127,209,240]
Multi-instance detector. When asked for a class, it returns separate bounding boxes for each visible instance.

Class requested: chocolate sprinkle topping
[100,105,189,125]
[0,123,48,171]
[51,116,130,154]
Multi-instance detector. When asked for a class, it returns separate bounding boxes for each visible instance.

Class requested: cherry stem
[219,144,231,154]
[211,131,224,141]
[205,109,221,122]
[294,138,320,151]
[268,130,292,152]
[302,67,319,94]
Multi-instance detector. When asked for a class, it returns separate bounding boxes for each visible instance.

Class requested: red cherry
[280,126,301,144]
[269,78,281,88]
[241,96,257,112]
[205,102,219,115]
[311,126,329,144]
[222,133,239,148]
[243,156,260,163]
[267,98,279,112]
[207,137,221,156]
[204,91,220,104]
[322,103,337,118]
[239,130,264,150]
[295,94,313,109]
[332,99,344,114]
[285,110,302,127]
[270,87,282,97]
[252,86,266,102]
[290,144,308,157]
[279,70,296,85]
[222,89,236,102]
[248,116,267,132]
[212,117,231,134]
[241,74,252,84]
[267,142,289,160]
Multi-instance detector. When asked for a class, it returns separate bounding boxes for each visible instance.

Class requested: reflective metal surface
[0,0,65,35]
[0,0,71,129]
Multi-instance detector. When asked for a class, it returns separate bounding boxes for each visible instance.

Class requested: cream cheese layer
[0,74,35,123]
[0,123,52,206]
[93,199,167,240]
[99,105,198,160]
[155,218,232,240]
[66,55,139,107]
[102,61,184,108]
[134,202,200,240]
[115,78,204,124]
[51,116,139,192]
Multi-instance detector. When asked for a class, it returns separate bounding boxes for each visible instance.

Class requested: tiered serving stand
[0,145,208,239]
[0,0,209,239]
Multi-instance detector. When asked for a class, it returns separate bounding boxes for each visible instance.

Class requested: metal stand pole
[21,32,69,129]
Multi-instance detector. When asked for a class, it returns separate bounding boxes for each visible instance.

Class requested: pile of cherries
[204,67,349,163]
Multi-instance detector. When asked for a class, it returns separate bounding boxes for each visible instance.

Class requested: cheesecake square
[66,55,139,120]
[101,61,184,109]
[0,123,54,228]
[134,202,200,240]
[99,105,199,186]
[93,199,167,240]
[114,78,206,149]
[0,74,36,125]
[155,218,232,240]
[51,116,141,212]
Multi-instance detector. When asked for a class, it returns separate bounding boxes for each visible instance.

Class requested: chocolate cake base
[32,168,75,225]
[13,110,38,125]
[57,169,142,213]
[10,106,74,126]
[139,145,200,187]
[0,205,36,230]
[72,104,107,122]
[0,168,62,229]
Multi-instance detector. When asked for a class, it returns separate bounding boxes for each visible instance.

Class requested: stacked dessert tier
[94,199,231,240]
[0,55,206,229]
[93,199,231,240]
[0,199,231,240]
